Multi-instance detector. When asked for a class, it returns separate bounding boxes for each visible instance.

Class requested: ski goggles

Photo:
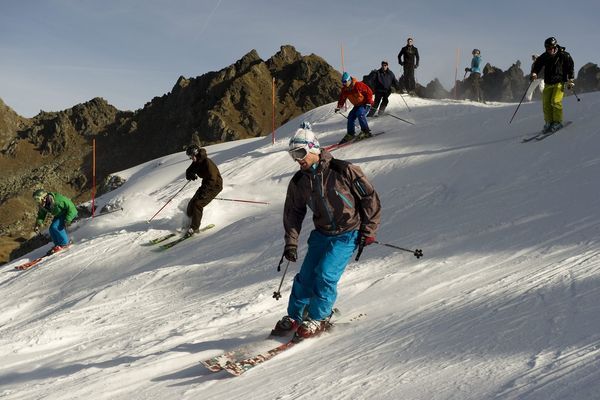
[288,147,309,161]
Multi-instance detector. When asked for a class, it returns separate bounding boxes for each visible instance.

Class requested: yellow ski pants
[542,82,564,123]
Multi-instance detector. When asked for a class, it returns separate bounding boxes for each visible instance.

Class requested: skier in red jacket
[335,72,374,144]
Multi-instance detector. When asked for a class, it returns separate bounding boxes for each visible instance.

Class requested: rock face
[577,63,600,93]
[0,45,342,263]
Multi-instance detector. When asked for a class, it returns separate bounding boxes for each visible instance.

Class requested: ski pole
[147,180,191,223]
[374,241,423,259]
[214,197,270,205]
[385,112,415,125]
[399,93,412,112]
[509,80,533,124]
[571,87,581,102]
[273,255,290,300]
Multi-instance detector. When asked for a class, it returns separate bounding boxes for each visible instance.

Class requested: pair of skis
[143,224,215,250]
[201,311,364,376]
[201,321,334,376]
[324,131,386,152]
[522,121,572,143]
[14,245,71,271]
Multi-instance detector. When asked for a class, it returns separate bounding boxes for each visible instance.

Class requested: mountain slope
[1,93,600,400]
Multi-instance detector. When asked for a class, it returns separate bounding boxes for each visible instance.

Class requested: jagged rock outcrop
[0,98,28,152]
[419,78,451,99]
[125,45,341,164]
[577,63,600,93]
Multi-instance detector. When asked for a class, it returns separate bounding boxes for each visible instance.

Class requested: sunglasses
[289,147,309,161]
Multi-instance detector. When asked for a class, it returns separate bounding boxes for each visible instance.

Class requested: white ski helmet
[288,128,321,160]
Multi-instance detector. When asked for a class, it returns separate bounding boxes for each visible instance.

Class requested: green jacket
[36,192,78,226]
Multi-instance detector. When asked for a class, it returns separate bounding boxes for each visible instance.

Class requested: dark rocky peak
[234,49,263,75]
[0,98,28,149]
[266,45,303,71]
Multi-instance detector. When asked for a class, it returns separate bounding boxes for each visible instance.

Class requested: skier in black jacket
[531,36,575,133]
[398,37,420,95]
[367,60,399,117]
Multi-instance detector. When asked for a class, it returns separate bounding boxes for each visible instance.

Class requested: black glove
[465,67,471,73]
[283,245,297,262]
[185,168,197,181]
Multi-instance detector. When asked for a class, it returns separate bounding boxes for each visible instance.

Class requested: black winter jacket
[398,45,420,68]
[373,68,399,93]
[532,47,574,85]
[186,148,223,195]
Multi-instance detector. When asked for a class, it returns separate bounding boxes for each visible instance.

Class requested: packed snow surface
[2,93,600,399]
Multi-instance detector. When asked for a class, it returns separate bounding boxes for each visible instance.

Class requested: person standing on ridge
[398,37,420,95]
[335,72,374,144]
[184,144,223,237]
[367,60,399,117]
[464,49,483,102]
[530,36,575,133]
[32,189,78,256]
[272,128,381,340]
[525,54,545,102]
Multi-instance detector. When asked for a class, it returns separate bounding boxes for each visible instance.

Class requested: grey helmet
[32,189,48,205]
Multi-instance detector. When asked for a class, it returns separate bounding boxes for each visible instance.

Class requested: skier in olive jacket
[184,145,223,236]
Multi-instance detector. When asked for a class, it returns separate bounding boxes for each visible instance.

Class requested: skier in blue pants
[288,229,358,322]
[274,127,381,340]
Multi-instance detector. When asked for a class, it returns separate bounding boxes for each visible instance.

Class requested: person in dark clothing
[397,37,420,95]
[530,36,575,133]
[184,145,223,236]
[367,60,399,117]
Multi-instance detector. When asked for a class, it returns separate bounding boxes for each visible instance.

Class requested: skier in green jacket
[33,189,78,255]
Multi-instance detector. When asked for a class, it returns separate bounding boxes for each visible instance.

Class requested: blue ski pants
[49,217,69,246]
[287,229,358,322]
[347,105,370,135]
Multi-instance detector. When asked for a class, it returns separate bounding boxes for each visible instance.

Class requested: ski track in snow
[1,93,600,400]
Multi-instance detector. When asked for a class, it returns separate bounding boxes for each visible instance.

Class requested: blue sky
[1,0,598,117]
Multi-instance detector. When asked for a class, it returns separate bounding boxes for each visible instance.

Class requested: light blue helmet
[341,72,351,83]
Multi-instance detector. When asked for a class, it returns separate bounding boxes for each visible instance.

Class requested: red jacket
[337,78,374,108]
